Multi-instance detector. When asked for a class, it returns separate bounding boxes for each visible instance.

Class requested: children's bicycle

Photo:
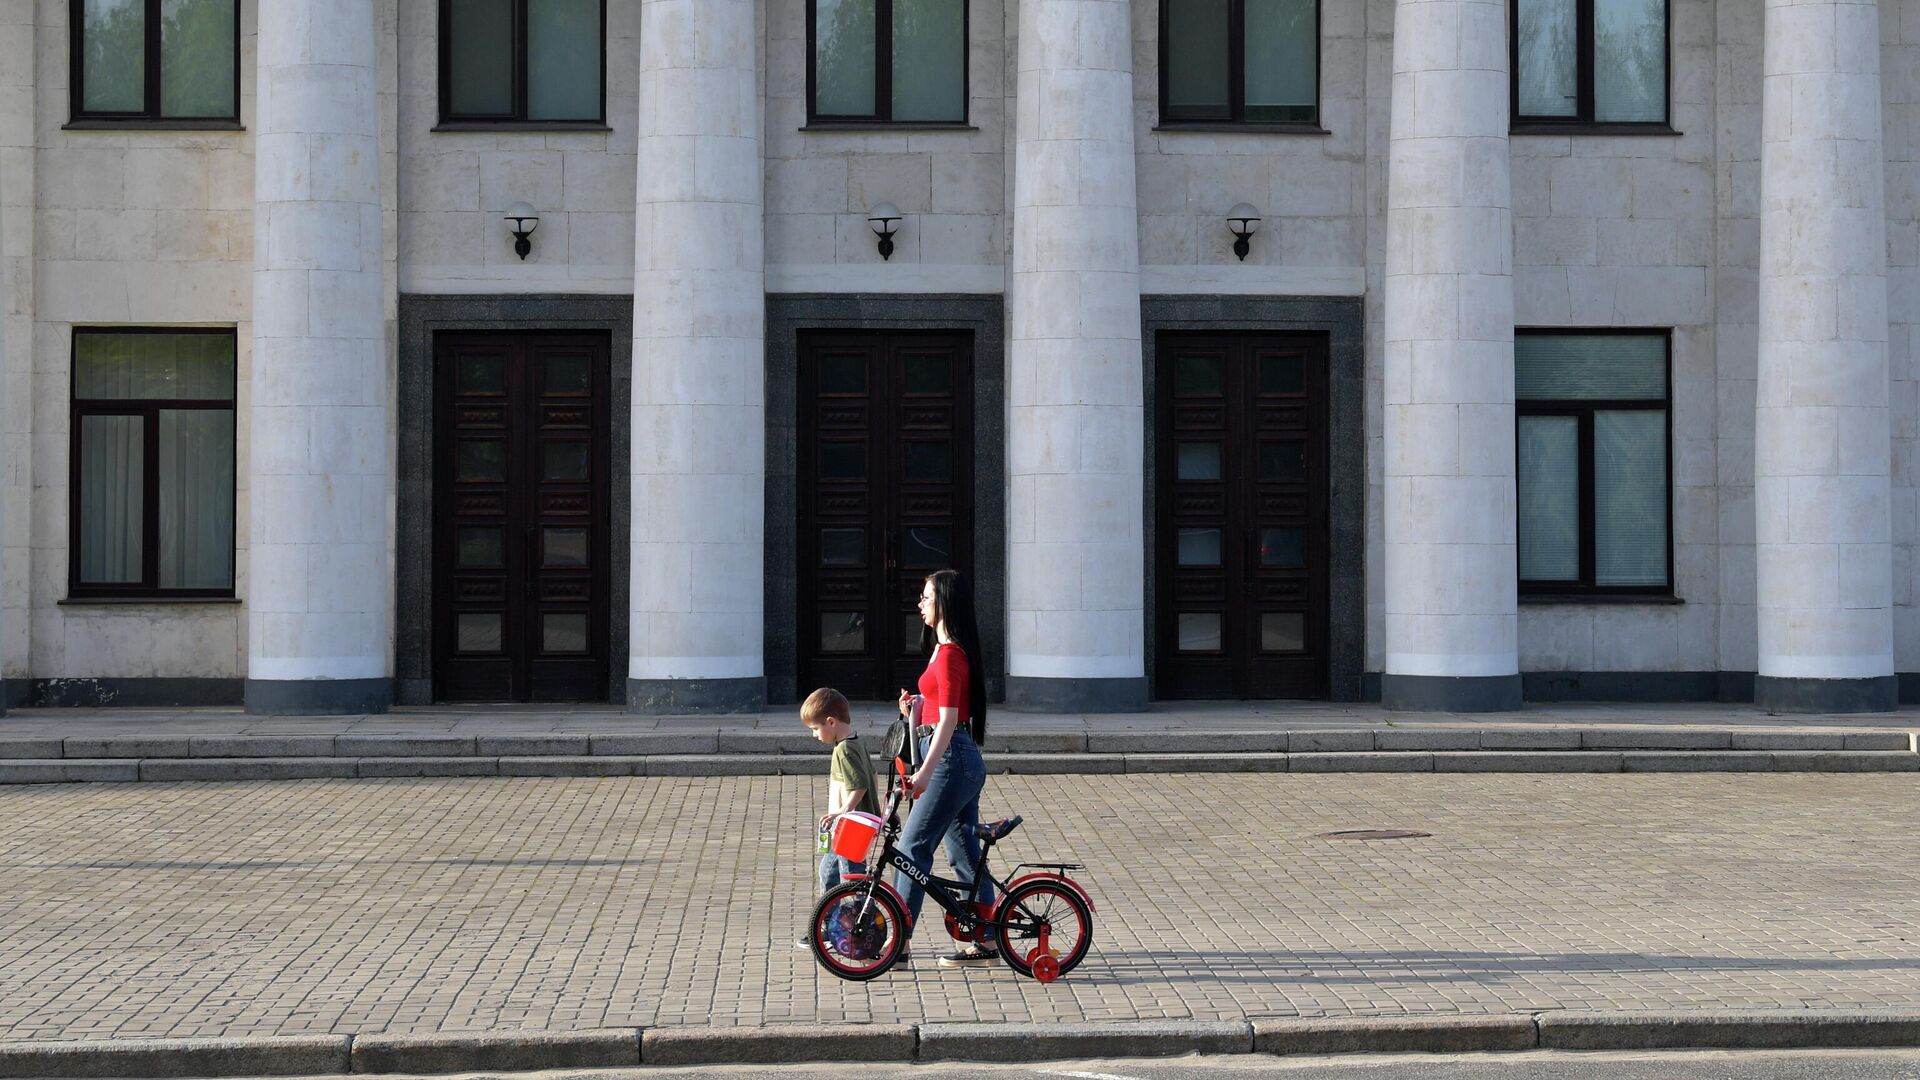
[808,720,1095,983]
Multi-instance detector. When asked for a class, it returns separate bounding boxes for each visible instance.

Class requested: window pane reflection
[1261,612,1306,652]
[542,612,589,653]
[1177,442,1222,481]
[820,611,867,652]
[457,612,503,653]
[1259,527,1304,567]
[1177,528,1222,566]
[903,526,951,567]
[1176,612,1222,652]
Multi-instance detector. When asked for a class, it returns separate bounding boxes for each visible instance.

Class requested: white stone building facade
[0,0,1913,714]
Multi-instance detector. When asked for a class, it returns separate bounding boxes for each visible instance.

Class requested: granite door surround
[765,295,1007,706]
[1141,295,1368,702]
[397,295,634,705]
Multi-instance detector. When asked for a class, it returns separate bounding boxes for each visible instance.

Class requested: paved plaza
[0,772,1916,1044]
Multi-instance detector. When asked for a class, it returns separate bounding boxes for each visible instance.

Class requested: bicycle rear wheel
[994,878,1092,980]
[810,881,907,981]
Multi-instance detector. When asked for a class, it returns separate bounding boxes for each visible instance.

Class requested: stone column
[1753,0,1897,712]
[1004,0,1147,711]
[627,0,765,712]
[0,3,23,716]
[1380,0,1520,710]
[245,0,390,714]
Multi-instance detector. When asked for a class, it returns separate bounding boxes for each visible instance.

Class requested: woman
[894,568,996,967]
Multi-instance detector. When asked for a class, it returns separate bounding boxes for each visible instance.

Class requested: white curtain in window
[815,0,877,115]
[1594,0,1665,121]
[1517,415,1579,581]
[80,415,143,584]
[528,0,602,120]
[1516,0,1577,117]
[160,0,236,118]
[1594,410,1668,585]
[891,0,964,121]
[1244,0,1316,121]
[158,409,235,589]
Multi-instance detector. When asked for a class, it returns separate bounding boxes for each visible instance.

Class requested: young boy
[798,687,881,949]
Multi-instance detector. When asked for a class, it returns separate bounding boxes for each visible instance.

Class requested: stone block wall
[394,0,640,292]
[8,0,257,683]
[0,0,1915,695]
[761,0,1008,292]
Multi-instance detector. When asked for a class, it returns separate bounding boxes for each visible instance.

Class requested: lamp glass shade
[1227,203,1261,235]
[867,202,901,235]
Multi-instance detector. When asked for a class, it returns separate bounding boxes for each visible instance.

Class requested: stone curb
[0,1035,346,1078]
[1,747,1917,783]
[1534,1010,1920,1050]
[6,1011,1920,1074]
[917,1020,1255,1061]
[642,1023,916,1065]
[1253,1014,1538,1054]
[349,1031,638,1073]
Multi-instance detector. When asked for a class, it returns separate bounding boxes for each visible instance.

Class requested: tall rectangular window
[808,0,967,124]
[1516,331,1671,594]
[70,330,236,598]
[1513,0,1668,127]
[1161,0,1318,127]
[441,0,606,124]
[71,0,239,123]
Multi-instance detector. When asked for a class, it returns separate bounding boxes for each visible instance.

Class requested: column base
[1382,673,1522,712]
[1005,676,1149,713]
[1754,674,1899,714]
[245,678,391,715]
[626,677,766,715]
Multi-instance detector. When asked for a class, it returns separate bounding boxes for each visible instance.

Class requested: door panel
[799,332,973,701]
[1157,332,1328,699]
[434,333,610,702]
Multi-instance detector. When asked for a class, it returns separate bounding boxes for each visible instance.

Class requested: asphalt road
[292,1049,1920,1079]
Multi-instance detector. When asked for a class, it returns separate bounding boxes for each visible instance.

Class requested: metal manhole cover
[1316,829,1431,841]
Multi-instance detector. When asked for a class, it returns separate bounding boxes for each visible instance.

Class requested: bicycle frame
[851,760,1007,935]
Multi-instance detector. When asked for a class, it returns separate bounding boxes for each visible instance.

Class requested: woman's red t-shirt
[916,643,970,729]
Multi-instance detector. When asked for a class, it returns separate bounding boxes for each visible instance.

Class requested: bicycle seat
[979,816,1022,842]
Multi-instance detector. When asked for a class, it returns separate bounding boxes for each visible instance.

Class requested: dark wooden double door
[798,332,972,701]
[433,333,611,702]
[1157,332,1329,699]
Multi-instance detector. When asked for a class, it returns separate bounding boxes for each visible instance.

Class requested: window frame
[1156,0,1323,132]
[437,0,609,127]
[804,0,971,127]
[1514,327,1674,598]
[1509,0,1674,133]
[67,327,238,601]
[67,0,242,127]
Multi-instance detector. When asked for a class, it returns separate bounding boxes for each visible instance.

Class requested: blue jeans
[818,852,858,896]
[893,727,993,934]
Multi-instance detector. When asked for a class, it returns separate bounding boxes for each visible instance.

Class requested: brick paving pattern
[0,773,1916,1041]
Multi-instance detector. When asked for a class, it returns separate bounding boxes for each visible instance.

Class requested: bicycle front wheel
[994,878,1092,980]
[810,880,907,981]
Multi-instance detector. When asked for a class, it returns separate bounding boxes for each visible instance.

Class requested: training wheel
[1030,952,1061,983]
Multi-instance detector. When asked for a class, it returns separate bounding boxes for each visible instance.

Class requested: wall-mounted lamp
[867,202,901,261]
[1226,203,1261,261]
[504,201,540,260]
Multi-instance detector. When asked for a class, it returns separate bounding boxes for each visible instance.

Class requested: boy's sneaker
[795,935,813,950]
[936,945,998,967]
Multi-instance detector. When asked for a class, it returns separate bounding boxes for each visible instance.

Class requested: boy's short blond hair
[801,687,851,727]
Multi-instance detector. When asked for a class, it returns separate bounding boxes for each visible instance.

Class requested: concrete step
[1,726,1911,762]
[0,748,1915,783]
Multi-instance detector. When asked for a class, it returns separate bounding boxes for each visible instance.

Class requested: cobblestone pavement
[0,773,1916,1042]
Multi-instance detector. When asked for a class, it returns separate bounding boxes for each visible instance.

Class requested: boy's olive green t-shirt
[829,734,882,818]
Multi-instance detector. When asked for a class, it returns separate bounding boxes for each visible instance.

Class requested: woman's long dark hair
[921,568,987,745]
